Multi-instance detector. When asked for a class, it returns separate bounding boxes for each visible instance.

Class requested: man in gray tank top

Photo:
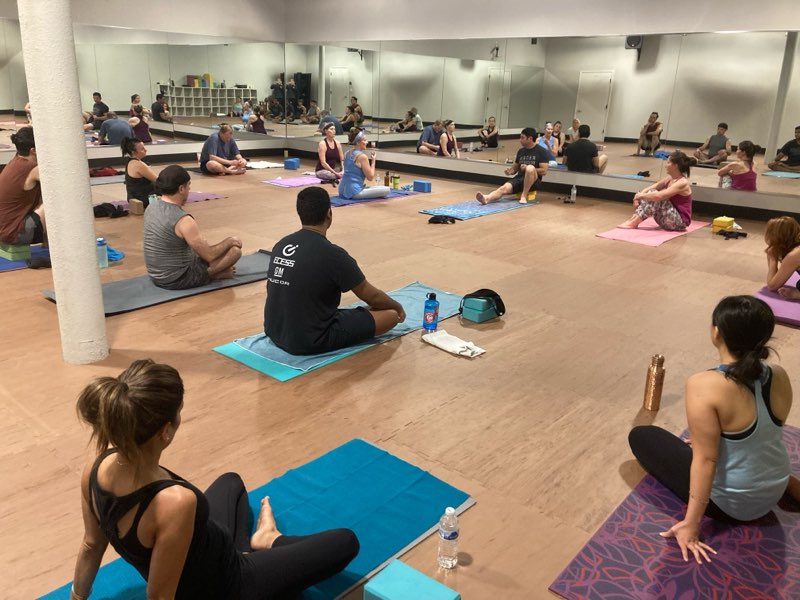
[143,165,242,290]
[694,122,731,165]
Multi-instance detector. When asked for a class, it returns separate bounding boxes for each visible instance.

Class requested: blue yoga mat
[0,245,49,272]
[214,281,462,381]
[607,173,645,180]
[39,438,473,600]
[763,170,800,178]
[420,197,539,221]
[330,189,415,207]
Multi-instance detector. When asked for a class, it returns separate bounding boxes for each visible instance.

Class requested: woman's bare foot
[250,497,282,550]
[476,192,489,205]
[778,287,800,300]
[518,197,528,204]
[618,216,641,229]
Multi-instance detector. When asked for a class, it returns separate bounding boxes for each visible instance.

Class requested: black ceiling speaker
[625,35,643,49]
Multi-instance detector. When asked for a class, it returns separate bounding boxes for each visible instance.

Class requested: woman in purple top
[128,105,152,143]
[619,150,695,231]
[315,122,344,182]
[437,120,459,159]
[718,140,757,191]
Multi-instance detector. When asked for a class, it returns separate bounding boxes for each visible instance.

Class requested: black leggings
[628,425,733,521]
[205,473,360,600]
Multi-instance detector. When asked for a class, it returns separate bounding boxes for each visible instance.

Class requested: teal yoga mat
[38,438,473,600]
[214,281,462,381]
[763,170,800,178]
[420,196,539,220]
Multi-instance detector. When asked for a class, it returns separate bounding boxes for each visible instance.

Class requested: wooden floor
[2,159,799,599]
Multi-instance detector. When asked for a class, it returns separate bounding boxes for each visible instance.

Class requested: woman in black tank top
[121,137,157,207]
[70,359,358,600]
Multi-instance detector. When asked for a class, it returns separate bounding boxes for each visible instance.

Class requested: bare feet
[476,192,489,205]
[778,287,800,301]
[618,216,641,229]
[212,266,236,280]
[250,496,282,550]
[518,197,527,204]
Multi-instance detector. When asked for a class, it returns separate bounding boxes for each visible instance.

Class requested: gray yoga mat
[41,250,271,315]
[89,174,126,185]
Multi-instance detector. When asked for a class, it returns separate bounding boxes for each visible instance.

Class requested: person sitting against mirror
[96,113,135,147]
[552,121,566,157]
[316,122,344,183]
[318,110,344,135]
[270,76,285,103]
[283,101,296,124]
[295,98,308,121]
[349,97,364,127]
[618,150,695,230]
[636,111,663,156]
[264,186,405,356]
[438,120,460,159]
[128,105,153,144]
[248,105,269,134]
[199,124,247,175]
[144,165,242,289]
[764,216,800,301]
[121,137,157,211]
[340,106,358,131]
[565,124,608,174]
[417,120,444,155]
[717,140,757,191]
[230,96,244,117]
[475,127,549,205]
[241,102,253,127]
[536,122,558,161]
[82,91,109,130]
[151,93,173,123]
[338,128,391,200]
[478,116,499,149]
[285,78,297,115]
[564,117,581,153]
[267,97,283,122]
[128,94,150,118]
[767,126,800,173]
[302,99,320,124]
[694,122,731,165]
[391,110,415,133]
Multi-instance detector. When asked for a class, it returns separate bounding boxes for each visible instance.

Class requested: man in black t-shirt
[476,127,549,204]
[151,93,173,123]
[768,126,800,173]
[264,186,406,355]
[565,124,608,174]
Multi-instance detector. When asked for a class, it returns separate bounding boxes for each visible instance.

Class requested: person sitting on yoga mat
[618,150,695,231]
[128,94,150,118]
[96,113,135,147]
[302,99,320,124]
[121,137,157,210]
[536,122,558,161]
[316,122,344,182]
[264,186,405,355]
[635,111,663,156]
[565,124,608,174]
[693,122,731,165]
[417,120,444,155]
[629,295,800,564]
[144,165,242,289]
[438,120,460,159]
[0,126,47,250]
[552,121,566,157]
[128,105,153,144]
[478,116,499,149]
[151,93,173,123]
[338,128,391,200]
[475,127,549,205]
[564,117,580,152]
[717,140,757,191]
[199,124,247,175]
[764,216,800,301]
[768,126,800,173]
[68,359,360,600]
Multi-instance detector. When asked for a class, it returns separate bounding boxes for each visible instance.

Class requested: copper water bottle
[642,354,665,411]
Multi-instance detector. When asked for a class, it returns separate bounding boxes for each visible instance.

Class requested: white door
[328,67,350,114]
[485,68,508,128]
[574,71,613,140]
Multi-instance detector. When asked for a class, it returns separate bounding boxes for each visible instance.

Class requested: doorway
[574,70,613,140]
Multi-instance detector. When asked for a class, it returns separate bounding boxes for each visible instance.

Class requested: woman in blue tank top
[629,296,798,564]
[338,128,391,200]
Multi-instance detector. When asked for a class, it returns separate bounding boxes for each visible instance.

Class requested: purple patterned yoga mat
[263,175,321,187]
[754,272,800,327]
[550,425,800,600]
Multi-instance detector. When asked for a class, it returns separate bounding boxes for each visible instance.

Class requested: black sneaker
[26,257,51,269]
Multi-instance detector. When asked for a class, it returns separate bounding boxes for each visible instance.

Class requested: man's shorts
[509,174,539,195]
[154,255,211,290]
[319,307,376,353]
[12,211,44,245]
[199,161,212,175]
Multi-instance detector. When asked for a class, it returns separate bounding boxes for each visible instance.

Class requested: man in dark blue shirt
[476,128,549,204]
[416,120,444,155]
[199,124,247,175]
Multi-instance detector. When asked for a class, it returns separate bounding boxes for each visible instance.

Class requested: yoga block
[284,157,300,170]
[413,179,432,192]
[461,297,499,323]
[0,243,31,260]
[712,216,734,233]
[364,560,460,600]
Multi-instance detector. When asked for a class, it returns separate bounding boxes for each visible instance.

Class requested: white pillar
[17,0,108,364]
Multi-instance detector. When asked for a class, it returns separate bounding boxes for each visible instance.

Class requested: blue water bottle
[422,292,440,331]
[96,237,108,269]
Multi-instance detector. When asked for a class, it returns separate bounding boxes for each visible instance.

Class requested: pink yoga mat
[186,191,224,203]
[596,219,709,247]
[263,176,321,188]
[754,272,800,327]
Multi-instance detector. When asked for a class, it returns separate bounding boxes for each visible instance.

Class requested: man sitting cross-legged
[144,165,242,289]
[264,186,406,355]
[199,124,247,175]
[476,127,550,205]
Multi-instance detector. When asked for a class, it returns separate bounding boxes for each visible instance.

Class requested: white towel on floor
[422,330,485,358]
[247,161,285,169]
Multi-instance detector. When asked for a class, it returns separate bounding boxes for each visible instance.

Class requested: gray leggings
[315,169,340,181]
[350,185,391,199]
[634,198,687,231]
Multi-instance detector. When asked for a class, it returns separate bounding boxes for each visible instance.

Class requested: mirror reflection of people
[764,216,800,301]
[318,110,343,135]
[128,105,152,144]
[565,124,608,174]
[339,128,390,200]
[151,93,172,123]
[0,127,47,251]
[552,121,565,157]
[767,126,800,173]
[479,116,499,149]
[629,295,799,564]
[475,127,549,205]
[199,124,247,175]
[693,123,731,165]
[83,91,109,129]
[536,122,558,161]
[717,140,756,191]
[618,151,694,231]
[302,99,320,124]
[636,111,663,156]
[69,358,359,600]
[316,122,344,182]
[264,186,406,355]
[128,94,150,118]
[438,120,460,159]
[230,96,243,117]
[563,117,581,152]
[416,120,443,155]
[248,105,268,134]
[121,137,157,210]
[96,113,135,146]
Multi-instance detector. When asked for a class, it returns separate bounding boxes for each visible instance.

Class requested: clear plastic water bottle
[422,292,439,331]
[437,507,459,569]
[569,185,577,203]
[96,237,108,269]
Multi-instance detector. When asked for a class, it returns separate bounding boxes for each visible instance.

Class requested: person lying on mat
[717,140,757,191]
[69,359,360,600]
[629,295,800,564]
[476,127,549,205]
[0,126,47,249]
[338,128,391,200]
[316,122,344,182]
[767,126,800,173]
[199,124,247,175]
[764,216,800,301]
[635,111,663,156]
[618,151,694,231]
[144,165,242,289]
[693,122,731,165]
[121,137,157,210]
[264,186,405,355]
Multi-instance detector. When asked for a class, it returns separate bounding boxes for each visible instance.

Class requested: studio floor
[2,158,799,599]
